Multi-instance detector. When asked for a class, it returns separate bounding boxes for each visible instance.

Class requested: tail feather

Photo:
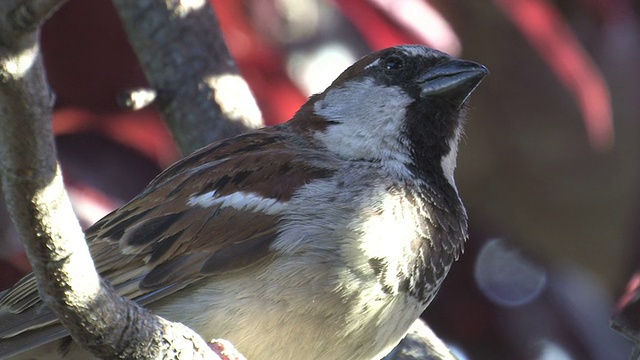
[0,322,68,360]
[0,296,66,360]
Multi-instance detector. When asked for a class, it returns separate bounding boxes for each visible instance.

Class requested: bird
[0,44,487,360]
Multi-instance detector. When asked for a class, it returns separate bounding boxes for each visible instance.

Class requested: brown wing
[0,128,336,348]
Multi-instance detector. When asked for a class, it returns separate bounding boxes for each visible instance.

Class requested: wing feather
[0,128,337,357]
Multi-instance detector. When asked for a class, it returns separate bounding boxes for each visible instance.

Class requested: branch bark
[112,0,263,155]
[0,1,223,358]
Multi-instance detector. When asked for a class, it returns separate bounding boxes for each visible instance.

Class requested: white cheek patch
[187,191,286,215]
[313,79,414,168]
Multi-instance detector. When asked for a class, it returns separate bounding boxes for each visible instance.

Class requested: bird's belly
[152,258,424,360]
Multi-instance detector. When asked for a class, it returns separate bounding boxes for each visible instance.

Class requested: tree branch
[112,0,263,155]
[0,1,222,358]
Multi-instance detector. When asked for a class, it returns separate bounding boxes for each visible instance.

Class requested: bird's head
[292,45,488,189]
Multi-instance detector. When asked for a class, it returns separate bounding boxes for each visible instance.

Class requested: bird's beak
[418,59,489,108]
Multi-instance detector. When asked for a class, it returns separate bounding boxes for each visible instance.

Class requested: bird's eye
[382,56,405,71]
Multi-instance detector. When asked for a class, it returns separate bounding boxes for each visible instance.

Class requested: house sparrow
[0,45,487,360]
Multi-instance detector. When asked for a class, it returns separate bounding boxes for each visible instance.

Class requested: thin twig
[112,0,263,155]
